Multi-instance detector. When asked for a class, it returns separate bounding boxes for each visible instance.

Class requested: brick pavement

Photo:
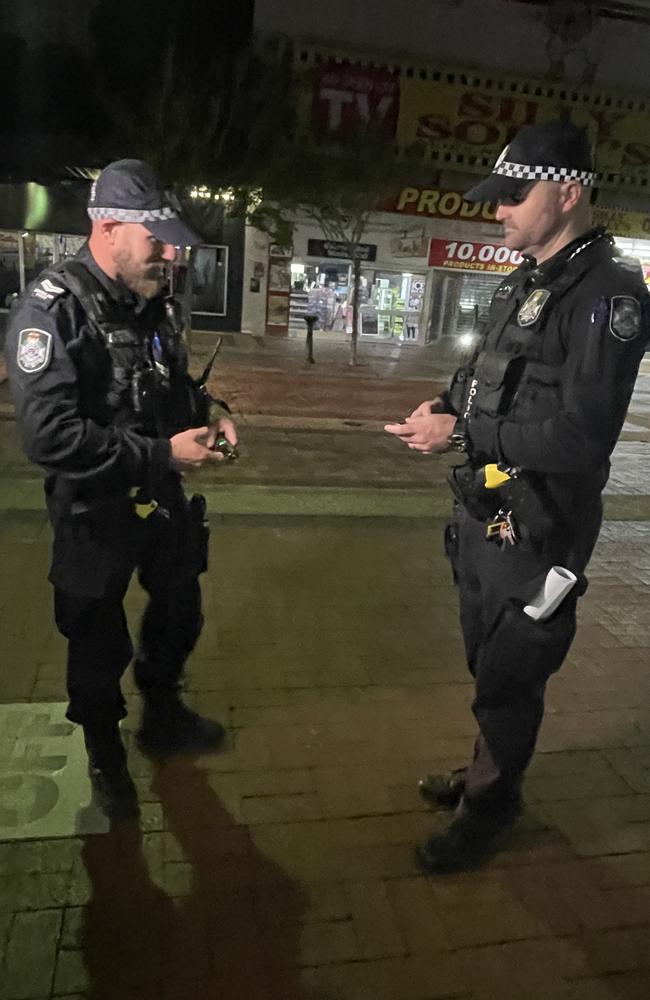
[1,511,650,999]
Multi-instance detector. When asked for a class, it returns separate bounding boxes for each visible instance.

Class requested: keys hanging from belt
[486,508,519,546]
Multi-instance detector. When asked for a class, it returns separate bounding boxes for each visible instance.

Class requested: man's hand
[170,426,225,472]
[407,397,446,419]
[384,409,456,453]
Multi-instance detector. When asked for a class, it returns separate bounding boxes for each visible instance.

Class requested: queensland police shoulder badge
[16,328,53,373]
[517,289,551,327]
[609,296,641,342]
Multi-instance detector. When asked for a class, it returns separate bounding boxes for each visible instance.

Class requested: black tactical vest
[450,230,611,452]
[43,259,185,437]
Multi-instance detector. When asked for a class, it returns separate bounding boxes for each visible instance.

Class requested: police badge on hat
[609,296,641,342]
[16,328,53,373]
[517,289,551,327]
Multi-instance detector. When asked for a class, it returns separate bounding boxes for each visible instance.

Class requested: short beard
[114,248,166,299]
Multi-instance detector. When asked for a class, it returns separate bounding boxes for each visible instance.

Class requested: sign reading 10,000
[428,237,524,272]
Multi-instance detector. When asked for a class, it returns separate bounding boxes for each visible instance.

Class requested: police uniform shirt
[458,230,649,490]
[5,243,174,495]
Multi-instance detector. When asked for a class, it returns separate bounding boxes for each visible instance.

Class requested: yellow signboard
[592,206,650,239]
[388,186,650,240]
[397,79,650,187]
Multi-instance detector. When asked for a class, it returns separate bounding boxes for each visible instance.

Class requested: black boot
[83,724,140,823]
[136,694,225,756]
[416,800,522,874]
[418,768,466,808]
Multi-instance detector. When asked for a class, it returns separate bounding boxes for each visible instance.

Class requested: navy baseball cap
[87,159,201,247]
[464,119,596,203]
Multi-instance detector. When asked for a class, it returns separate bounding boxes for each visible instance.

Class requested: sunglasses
[498,182,537,207]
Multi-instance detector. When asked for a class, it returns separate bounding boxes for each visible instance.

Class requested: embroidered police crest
[517,289,551,327]
[16,328,52,374]
[609,296,641,342]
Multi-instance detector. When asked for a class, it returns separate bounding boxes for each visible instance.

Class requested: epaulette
[613,254,643,276]
[28,275,68,309]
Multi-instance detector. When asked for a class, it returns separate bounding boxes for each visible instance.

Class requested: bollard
[303,313,318,364]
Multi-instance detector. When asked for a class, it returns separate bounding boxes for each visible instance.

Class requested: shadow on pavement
[80,759,325,1000]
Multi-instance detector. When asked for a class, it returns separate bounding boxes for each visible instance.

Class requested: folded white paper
[523,566,577,621]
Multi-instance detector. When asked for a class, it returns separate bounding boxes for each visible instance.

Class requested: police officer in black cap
[5,160,238,822]
[386,120,650,871]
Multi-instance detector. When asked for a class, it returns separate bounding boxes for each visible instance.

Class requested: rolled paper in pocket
[523,566,577,621]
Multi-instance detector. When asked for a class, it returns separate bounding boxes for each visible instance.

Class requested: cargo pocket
[477,595,578,695]
[49,516,112,599]
[48,504,138,600]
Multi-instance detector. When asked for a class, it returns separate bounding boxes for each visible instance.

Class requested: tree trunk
[350,255,361,367]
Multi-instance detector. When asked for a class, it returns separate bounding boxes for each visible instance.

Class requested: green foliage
[250,126,426,251]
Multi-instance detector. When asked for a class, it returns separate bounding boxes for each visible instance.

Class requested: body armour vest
[449,230,612,457]
[41,259,187,438]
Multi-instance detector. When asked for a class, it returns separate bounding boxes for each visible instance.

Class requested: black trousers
[447,500,602,816]
[46,477,209,729]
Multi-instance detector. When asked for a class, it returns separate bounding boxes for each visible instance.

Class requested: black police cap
[87,159,201,247]
[464,119,596,204]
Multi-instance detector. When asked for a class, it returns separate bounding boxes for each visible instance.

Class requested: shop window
[427,270,502,344]
[289,260,352,332]
[0,232,20,309]
[288,261,426,342]
[56,235,85,260]
[362,270,425,341]
[23,233,55,289]
[190,245,228,316]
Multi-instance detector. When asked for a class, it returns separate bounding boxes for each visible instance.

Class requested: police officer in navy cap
[5,160,238,822]
[385,120,650,871]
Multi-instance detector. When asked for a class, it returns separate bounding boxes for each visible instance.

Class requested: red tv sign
[312,61,399,137]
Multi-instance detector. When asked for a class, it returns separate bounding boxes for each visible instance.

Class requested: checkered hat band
[494,160,595,185]
[87,206,178,222]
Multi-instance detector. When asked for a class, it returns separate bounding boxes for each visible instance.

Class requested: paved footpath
[0,335,649,1000]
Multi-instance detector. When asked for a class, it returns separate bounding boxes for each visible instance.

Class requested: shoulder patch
[16,328,53,373]
[517,288,551,327]
[609,296,641,342]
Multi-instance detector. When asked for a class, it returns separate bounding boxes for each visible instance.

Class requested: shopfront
[248,219,433,343]
[242,191,650,346]
[0,230,86,311]
[288,256,427,342]
[387,185,650,349]
[0,230,231,318]
[0,182,245,337]
[271,48,650,351]
[425,234,524,345]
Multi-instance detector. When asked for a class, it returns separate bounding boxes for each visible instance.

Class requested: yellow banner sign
[397,80,650,186]
[388,187,497,221]
[389,187,650,239]
[592,206,650,240]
